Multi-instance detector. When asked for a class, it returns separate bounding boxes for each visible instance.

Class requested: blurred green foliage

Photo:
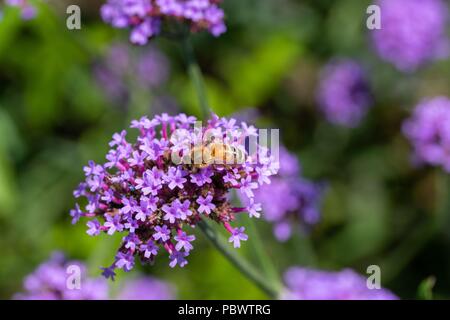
[0,0,449,299]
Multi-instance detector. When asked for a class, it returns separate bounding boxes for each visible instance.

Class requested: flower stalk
[244,216,282,288]
[182,36,211,118]
[198,218,280,298]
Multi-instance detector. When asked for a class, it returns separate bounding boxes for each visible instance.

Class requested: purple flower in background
[70,113,277,277]
[14,253,109,300]
[371,0,449,72]
[317,60,372,128]
[5,0,36,20]
[136,47,170,87]
[101,0,226,45]
[14,252,176,300]
[94,67,127,106]
[282,267,398,300]
[94,43,170,109]
[403,96,450,172]
[116,277,174,300]
[250,147,325,242]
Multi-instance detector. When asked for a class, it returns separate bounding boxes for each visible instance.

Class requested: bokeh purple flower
[101,0,226,45]
[14,252,109,300]
[316,59,372,128]
[250,147,325,242]
[5,0,36,20]
[403,96,450,172]
[14,252,175,300]
[94,43,170,107]
[116,277,174,300]
[283,267,398,300]
[70,113,278,278]
[371,0,449,72]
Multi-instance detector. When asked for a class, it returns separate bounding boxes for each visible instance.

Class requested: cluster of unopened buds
[70,113,278,279]
[101,0,226,45]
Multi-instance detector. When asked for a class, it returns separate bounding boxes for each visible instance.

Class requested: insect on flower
[192,142,246,168]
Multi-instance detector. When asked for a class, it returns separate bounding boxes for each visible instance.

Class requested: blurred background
[0,0,449,299]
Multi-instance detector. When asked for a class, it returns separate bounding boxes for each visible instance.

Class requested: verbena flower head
[71,113,277,279]
[14,252,109,300]
[283,267,398,300]
[402,96,450,172]
[101,0,226,45]
[316,60,372,128]
[249,147,325,242]
[371,0,449,72]
[116,277,174,300]
[5,0,36,20]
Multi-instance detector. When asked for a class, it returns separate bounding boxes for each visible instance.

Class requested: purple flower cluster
[403,96,450,172]
[14,253,109,300]
[70,113,277,278]
[283,267,398,300]
[101,0,226,45]
[116,277,174,300]
[371,0,449,72]
[94,43,170,105]
[251,147,324,242]
[14,252,175,300]
[316,60,372,128]
[5,0,36,19]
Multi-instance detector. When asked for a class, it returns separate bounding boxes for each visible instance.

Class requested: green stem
[241,213,281,288]
[181,37,210,119]
[198,219,280,298]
